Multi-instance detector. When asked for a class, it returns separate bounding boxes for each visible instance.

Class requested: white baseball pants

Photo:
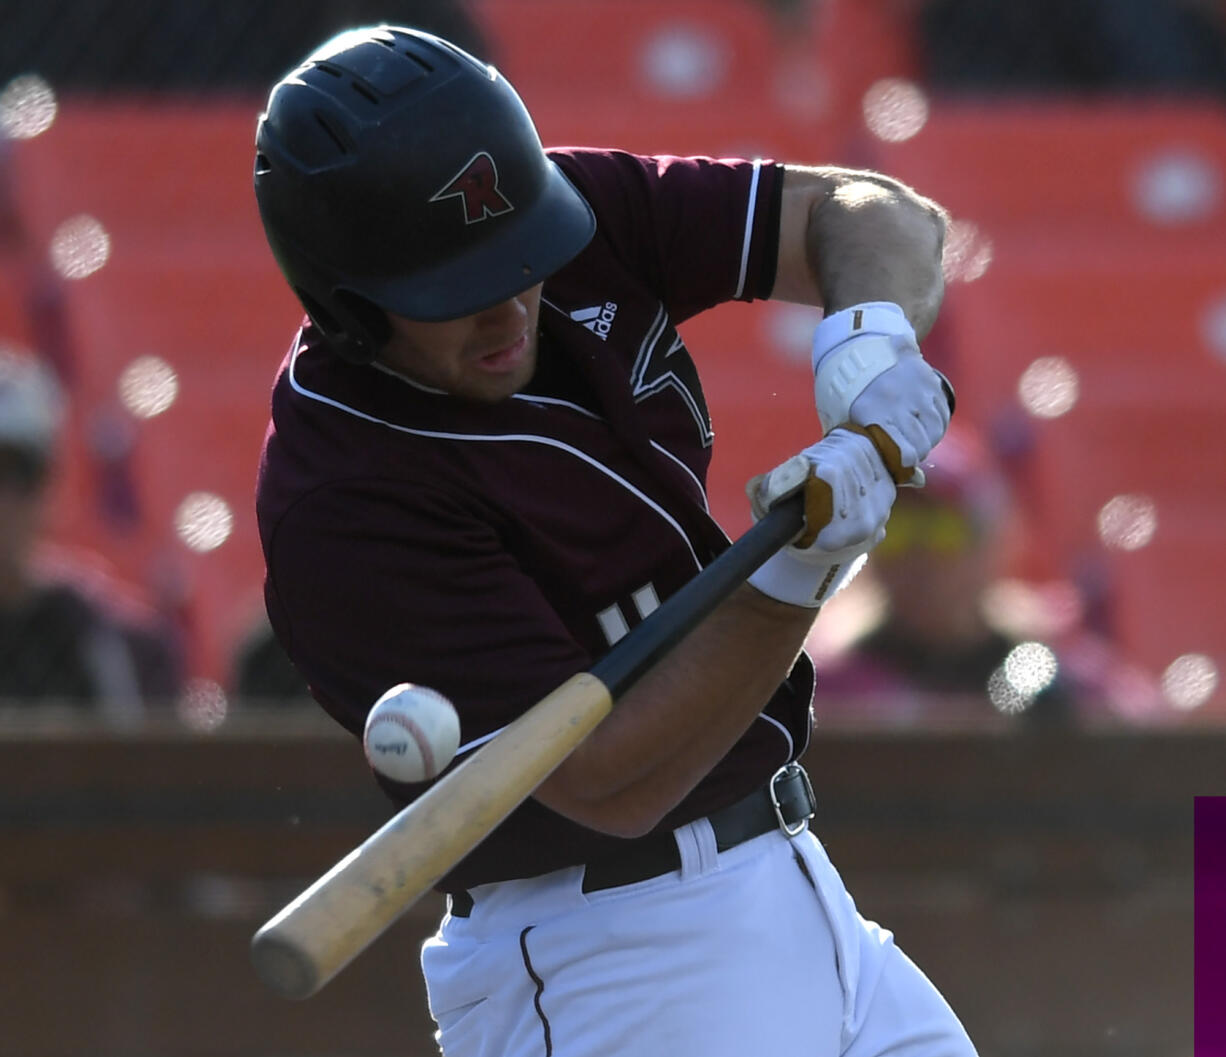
[421,820,977,1057]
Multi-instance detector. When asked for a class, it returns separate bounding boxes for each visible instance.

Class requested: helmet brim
[354,162,596,323]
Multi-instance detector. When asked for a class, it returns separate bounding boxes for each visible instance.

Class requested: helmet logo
[429,151,515,224]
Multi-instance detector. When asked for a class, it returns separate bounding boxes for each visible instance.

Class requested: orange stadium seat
[6,100,301,685]
[938,237,1226,563]
[57,252,299,683]
[10,100,265,256]
[679,299,819,535]
[471,0,842,162]
[809,0,923,151]
[7,84,1223,710]
[1094,524,1224,710]
[941,239,1226,426]
[474,0,781,101]
[867,99,1226,243]
[0,261,34,349]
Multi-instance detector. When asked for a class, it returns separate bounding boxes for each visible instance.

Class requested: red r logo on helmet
[429,151,515,224]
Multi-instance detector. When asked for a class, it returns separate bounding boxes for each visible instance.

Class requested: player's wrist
[811,301,919,433]
[747,546,867,608]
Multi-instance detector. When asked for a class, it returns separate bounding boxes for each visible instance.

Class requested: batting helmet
[254,26,597,363]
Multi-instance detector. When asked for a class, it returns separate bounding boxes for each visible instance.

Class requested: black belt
[449,762,815,918]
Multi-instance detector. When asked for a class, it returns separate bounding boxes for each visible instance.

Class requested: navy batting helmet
[254,26,597,363]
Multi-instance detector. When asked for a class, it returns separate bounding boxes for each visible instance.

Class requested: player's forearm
[811,172,946,337]
[535,584,817,837]
[775,166,948,338]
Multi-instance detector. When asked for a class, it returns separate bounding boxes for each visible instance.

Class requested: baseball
[363,683,461,784]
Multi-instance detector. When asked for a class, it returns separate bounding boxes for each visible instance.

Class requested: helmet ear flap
[296,289,391,364]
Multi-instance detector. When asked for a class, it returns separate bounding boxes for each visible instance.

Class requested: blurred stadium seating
[0,0,1221,718]
[4,101,301,685]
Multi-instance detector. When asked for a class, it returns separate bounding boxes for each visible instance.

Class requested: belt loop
[675,817,719,878]
[770,763,816,837]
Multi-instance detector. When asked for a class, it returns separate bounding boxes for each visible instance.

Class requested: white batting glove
[746,428,897,608]
[811,302,953,486]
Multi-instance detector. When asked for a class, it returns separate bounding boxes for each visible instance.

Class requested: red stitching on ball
[366,711,435,778]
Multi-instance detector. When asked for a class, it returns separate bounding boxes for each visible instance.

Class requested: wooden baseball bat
[249,493,806,1000]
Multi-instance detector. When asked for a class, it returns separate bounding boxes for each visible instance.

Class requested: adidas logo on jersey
[569,301,618,340]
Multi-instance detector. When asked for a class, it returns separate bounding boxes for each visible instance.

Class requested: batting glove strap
[811,301,918,434]
[749,548,868,608]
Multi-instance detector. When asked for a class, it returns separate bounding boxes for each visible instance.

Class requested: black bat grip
[589,493,805,700]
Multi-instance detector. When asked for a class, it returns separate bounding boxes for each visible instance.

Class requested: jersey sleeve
[263,479,591,752]
[550,148,784,323]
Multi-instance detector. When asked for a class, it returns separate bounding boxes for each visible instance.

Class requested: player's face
[379,285,543,403]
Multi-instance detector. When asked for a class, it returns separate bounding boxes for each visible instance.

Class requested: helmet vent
[254,153,272,176]
[314,62,343,78]
[402,50,433,73]
[351,81,378,105]
[313,113,350,155]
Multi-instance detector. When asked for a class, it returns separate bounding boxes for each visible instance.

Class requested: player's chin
[462,338,537,402]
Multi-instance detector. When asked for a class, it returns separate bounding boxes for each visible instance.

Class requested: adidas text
[570,301,618,340]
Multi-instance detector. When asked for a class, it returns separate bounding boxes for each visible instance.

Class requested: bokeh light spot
[1131,150,1222,225]
[862,78,929,143]
[941,218,994,283]
[1201,294,1226,362]
[174,492,233,552]
[764,301,822,365]
[1018,356,1079,419]
[639,24,728,99]
[1161,654,1218,711]
[1096,494,1157,551]
[1004,641,1059,697]
[987,666,1031,714]
[118,355,178,419]
[0,74,57,139]
[49,215,110,279]
[177,678,229,732]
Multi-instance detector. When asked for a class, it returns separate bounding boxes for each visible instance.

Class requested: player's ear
[296,288,390,365]
[334,290,392,353]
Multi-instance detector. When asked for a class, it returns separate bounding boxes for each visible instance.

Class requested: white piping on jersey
[630,304,714,447]
[511,392,602,419]
[650,440,709,513]
[287,347,703,571]
[733,160,763,301]
[371,358,447,395]
[536,299,709,507]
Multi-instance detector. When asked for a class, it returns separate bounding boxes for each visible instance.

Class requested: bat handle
[589,494,804,699]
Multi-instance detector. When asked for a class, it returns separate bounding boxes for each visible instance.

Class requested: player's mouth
[473,332,530,374]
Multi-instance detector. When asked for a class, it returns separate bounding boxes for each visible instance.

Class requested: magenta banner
[1198,797,1226,1054]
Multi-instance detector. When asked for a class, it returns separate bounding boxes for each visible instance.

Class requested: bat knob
[251,928,319,1000]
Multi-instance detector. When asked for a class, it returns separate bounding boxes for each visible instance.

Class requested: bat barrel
[250,672,616,999]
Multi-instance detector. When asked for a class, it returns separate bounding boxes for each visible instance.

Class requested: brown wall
[0,717,1202,1057]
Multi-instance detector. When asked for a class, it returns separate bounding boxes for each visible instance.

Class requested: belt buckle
[770,762,815,837]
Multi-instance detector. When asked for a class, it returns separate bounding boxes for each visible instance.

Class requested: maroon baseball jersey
[256,148,816,890]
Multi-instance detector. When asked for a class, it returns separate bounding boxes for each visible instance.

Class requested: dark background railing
[0,717,1202,1057]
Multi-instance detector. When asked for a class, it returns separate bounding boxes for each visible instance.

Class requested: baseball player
[253,26,972,1057]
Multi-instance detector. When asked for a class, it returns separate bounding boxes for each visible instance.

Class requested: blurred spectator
[0,351,181,717]
[232,616,311,705]
[812,423,1165,729]
[914,0,1226,96]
